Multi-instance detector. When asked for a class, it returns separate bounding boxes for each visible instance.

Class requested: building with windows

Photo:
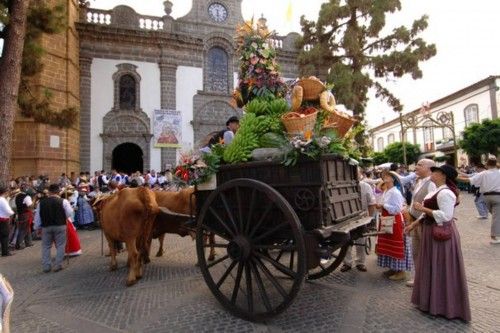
[11,0,301,178]
[369,75,499,165]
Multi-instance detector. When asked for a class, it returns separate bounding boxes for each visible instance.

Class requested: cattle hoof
[155,251,163,257]
[126,279,137,287]
[110,265,118,271]
[144,257,151,264]
[136,274,143,280]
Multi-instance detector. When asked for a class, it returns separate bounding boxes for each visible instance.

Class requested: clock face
[208,3,228,23]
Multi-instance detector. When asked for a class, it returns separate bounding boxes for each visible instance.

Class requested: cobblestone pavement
[1,194,499,332]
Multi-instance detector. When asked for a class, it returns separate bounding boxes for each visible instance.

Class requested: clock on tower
[208,2,228,23]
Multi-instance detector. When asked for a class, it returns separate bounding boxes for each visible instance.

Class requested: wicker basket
[296,78,325,101]
[281,111,318,137]
[323,110,356,138]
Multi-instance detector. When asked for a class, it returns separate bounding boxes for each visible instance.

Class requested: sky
[90,0,500,128]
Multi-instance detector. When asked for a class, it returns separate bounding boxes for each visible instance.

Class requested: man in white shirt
[341,170,376,272]
[403,158,436,286]
[0,182,15,257]
[34,184,73,272]
[459,158,500,244]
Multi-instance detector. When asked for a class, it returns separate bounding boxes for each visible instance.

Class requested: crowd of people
[1,154,498,323]
[340,157,499,322]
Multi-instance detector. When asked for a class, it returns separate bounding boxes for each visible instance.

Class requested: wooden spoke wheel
[196,179,306,321]
[307,243,349,280]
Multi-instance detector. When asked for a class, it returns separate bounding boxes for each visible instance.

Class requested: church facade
[78,0,300,174]
[11,0,301,179]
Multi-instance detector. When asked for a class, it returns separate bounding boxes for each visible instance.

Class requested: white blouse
[0,196,14,218]
[382,186,405,215]
[422,184,456,225]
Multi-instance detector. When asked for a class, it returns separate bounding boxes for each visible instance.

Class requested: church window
[387,133,395,145]
[206,47,228,93]
[119,74,136,109]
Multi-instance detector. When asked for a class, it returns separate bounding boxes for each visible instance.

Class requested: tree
[460,118,500,159]
[372,151,388,165]
[0,0,29,181]
[384,141,421,165]
[297,1,436,119]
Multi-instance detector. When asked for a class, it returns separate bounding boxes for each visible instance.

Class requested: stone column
[159,62,178,169]
[79,57,92,172]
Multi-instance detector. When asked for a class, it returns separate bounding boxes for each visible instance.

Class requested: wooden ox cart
[193,154,372,321]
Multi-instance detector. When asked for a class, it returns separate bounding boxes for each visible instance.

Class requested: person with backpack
[205,116,240,148]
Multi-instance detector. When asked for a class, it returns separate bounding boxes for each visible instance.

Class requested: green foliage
[372,151,388,165]
[297,0,436,118]
[460,118,500,159]
[383,141,421,165]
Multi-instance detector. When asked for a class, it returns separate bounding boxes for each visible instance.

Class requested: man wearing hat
[33,184,73,272]
[458,158,500,244]
[0,181,15,256]
[206,116,240,147]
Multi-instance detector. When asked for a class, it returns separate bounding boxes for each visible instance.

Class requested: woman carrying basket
[375,170,413,281]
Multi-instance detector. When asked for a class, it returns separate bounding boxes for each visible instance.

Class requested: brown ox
[99,187,159,286]
[146,188,216,263]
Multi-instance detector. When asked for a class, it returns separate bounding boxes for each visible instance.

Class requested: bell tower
[178,0,244,30]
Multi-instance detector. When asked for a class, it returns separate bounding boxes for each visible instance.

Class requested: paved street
[1,193,499,332]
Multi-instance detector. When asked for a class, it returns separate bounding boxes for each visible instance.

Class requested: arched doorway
[112,143,143,174]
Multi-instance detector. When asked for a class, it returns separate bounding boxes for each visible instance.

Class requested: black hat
[48,183,60,194]
[430,164,458,182]
[226,116,239,126]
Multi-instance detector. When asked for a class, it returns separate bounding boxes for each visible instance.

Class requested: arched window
[464,104,479,127]
[377,137,384,152]
[388,133,395,145]
[119,74,136,109]
[206,47,229,93]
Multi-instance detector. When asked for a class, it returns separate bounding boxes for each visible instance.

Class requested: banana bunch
[268,98,289,116]
[244,98,269,115]
[223,113,277,163]
[224,114,261,163]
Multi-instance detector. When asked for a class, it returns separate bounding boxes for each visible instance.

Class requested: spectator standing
[0,182,15,257]
[375,170,412,281]
[406,164,471,321]
[402,158,436,287]
[471,163,489,219]
[34,184,73,272]
[458,158,500,244]
[14,184,34,249]
[340,170,376,272]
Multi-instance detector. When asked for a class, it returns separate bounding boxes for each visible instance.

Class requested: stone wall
[12,0,80,180]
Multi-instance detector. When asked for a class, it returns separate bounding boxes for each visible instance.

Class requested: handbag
[380,216,395,234]
[432,222,452,241]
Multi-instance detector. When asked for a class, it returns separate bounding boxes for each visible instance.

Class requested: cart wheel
[196,179,307,321]
[307,243,349,280]
[364,237,372,256]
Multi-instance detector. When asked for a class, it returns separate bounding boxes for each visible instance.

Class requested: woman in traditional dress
[406,164,471,322]
[75,185,95,230]
[376,170,412,281]
[60,189,82,257]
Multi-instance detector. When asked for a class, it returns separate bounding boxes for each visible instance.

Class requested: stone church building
[11,0,301,179]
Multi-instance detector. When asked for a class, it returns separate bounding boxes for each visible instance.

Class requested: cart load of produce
[177,20,360,186]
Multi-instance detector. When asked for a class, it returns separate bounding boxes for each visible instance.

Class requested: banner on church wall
[153,109,182,148]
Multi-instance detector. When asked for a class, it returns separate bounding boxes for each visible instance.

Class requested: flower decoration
[174,150,221,187]
[232,17,287,107]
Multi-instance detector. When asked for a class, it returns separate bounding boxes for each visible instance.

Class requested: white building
[369,75,500,165]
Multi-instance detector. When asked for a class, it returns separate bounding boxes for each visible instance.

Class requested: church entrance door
[112,143,143,174]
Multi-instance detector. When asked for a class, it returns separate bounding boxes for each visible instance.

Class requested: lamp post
[400,103,457,166]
